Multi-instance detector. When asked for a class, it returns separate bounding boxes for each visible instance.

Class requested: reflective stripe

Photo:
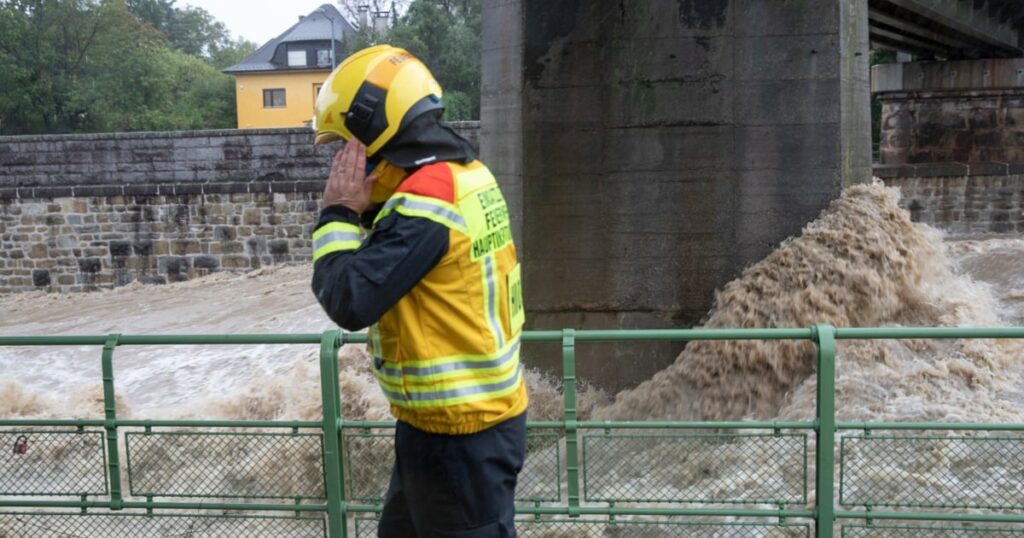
[377,341,519,381]
[376,193,467,231]
[377,360,518,396]
[483,255,505,348]
[379,386,407,403]
[382,364,523,407]
[313,241,360,261]
[312,221,362,261]
[313,231,361,252]
[382,337,520,369]
[312,221,361,241]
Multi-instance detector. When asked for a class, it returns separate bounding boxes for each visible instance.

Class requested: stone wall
[873,59,1024,165]
[0,124,479,294]
[876,163,1024,234]
[878,90,1024,164]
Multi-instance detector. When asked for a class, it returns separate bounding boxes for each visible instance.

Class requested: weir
[3,326,1024,537]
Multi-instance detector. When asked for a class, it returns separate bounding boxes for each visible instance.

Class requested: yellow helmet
[313,45,444,155]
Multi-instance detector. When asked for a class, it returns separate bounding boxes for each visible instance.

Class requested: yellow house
[224,4,356,129]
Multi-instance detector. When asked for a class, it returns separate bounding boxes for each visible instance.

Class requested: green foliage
[207,37,256,71]
[385,0,481,121]
[0,0,247,135]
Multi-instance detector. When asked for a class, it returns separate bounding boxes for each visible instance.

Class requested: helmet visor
[314,131,344,145]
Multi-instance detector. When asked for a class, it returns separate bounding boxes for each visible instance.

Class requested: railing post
[319,330,346,538]
[101,334,123,510]
[812,323,836,538]
[561,328,581,516]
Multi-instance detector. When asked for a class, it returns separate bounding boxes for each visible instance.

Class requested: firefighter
[310,45,527,537]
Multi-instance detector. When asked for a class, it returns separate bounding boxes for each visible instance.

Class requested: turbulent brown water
[0,263,608,423]
[596,183,1024,424]
[1,182,1023,424]
[2,182,1024,536]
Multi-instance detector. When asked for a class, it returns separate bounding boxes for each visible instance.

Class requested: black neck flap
[377,110,477,170]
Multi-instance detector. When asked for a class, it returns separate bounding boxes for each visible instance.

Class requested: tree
[0,0,241,135]
[387,0,480,120]
[126,0,234,60]
[207,37,256,71]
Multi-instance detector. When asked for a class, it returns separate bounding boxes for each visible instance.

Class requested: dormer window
[288,50,307,67]
[317,49,331,67]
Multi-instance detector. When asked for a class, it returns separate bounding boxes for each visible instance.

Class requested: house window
[263,89,286,108]
[313,83,323,103]
[317,49,331,67]
[288,50,307,67]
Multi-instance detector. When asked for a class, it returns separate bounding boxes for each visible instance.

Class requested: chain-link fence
[842,524,1024,537]
[354,517,809,537]
[6,327,1024,537]
[519,430,561,502]
[343,431,392,502]
[126,431,326,499]
[840,434,1024,509]
[343,428,563,503]
[0,430,107,496]
[0,512,325,537]
[582,432,807,504]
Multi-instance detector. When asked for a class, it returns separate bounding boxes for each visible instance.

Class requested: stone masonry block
[241,205,262,222]
[193,256,220,270]
[32,269,50,287]
[170,240,201,256]
[157,256,190,274]
[221,255,253,269]
[78,258,102,273]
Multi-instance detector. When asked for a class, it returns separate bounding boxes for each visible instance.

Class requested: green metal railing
[2,325,1024,537]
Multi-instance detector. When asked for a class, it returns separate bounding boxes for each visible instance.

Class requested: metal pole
[101,334,123,510]
[813,324,837,538]
[317,7,337,71]
[319,330,346,538]
[330,14,336,70]
[561,329,581,516]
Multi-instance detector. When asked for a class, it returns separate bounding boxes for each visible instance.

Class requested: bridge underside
[869,0,1024,59]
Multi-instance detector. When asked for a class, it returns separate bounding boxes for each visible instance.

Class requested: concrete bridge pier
[874,58,1024,167]
[481,0,872,391]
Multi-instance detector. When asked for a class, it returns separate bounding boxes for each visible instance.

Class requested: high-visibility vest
[368,160,527,435]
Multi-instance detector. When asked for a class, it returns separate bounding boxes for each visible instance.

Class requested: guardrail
[2,325,1024,537]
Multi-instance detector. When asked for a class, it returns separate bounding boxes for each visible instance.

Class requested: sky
[180,0,340,44]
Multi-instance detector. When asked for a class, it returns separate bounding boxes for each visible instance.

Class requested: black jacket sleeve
[311,205,449,331]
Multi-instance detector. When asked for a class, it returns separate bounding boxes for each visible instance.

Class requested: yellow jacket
[311,159,527,435]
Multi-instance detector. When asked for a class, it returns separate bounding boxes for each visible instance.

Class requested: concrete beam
[869,9,982,57]
[873,57,1024,92]
[869,0,1022,58]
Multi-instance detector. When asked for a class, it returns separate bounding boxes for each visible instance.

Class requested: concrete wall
[481,0,525,246]
[0,124,480,294]
[482,0,872,391]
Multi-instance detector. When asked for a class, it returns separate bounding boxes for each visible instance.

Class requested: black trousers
[377,412,527,537]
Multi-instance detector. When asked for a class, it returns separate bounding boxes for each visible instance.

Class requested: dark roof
[224,4,356,74]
